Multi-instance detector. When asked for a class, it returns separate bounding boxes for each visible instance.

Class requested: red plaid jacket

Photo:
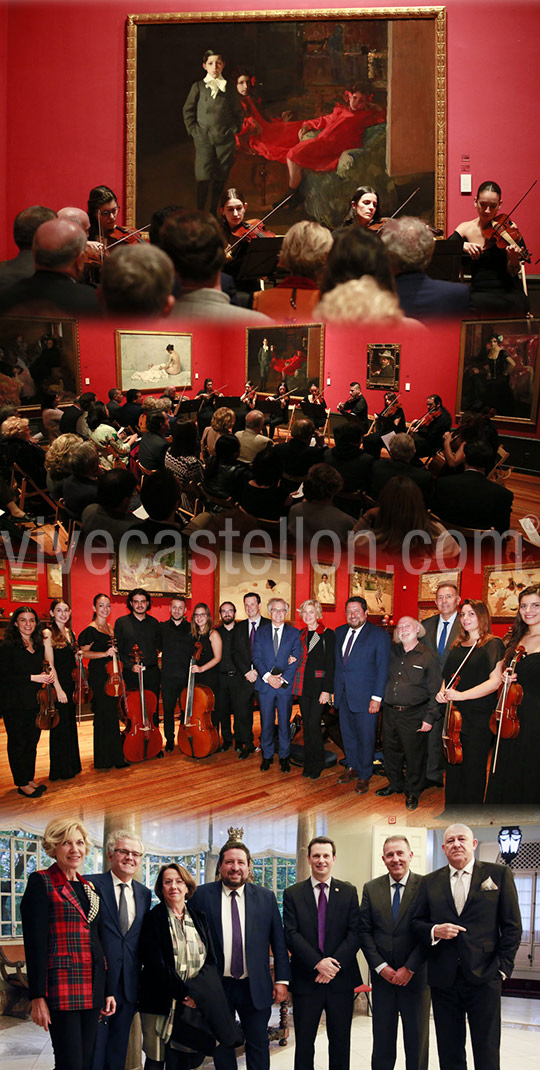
[21,862,105,1010]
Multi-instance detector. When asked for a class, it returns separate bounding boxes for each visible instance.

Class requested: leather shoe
[260,757,273,772]
[280,758,290,773]
[239,743,255,759]
[406,794,418,811]
[18,785,46,798]
[337,769,357,784]
[375,785,400,797]
[165,740,175,752]
[355,778,370,794]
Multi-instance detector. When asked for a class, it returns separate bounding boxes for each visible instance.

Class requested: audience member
[81,468,138,539]
[87,401,136,469]
[138,411,170,470]
[0,205,56,292]
[137,469,184,538]
[203,434,248,503]
[288,463,356,544]
[253,220,333,320]
[99,244,175,317]
[116,389,144,429]
[59,391,96,435]
[44,433,80,498]
[371,433,434,505]
[432,440,513,534]
[323,421,373,492]
[354,476,459,558]
[381,216,471,321]
[0,219,99,316]
[62,441,99,518]
[235,409,272,462]
[274,418,324,478]
[0,415,47,489]
[201,406,235,460]
[164,419,203,511]
[239,445,289,521]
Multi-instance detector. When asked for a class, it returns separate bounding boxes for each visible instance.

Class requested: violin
[85,225,149,268]
[122,645,163,762]
[36,660,60,731]
[72,643,93,723]
[442,673,463,766]
[409,407,438,434]
[177,640,219,758]
[104,637,128,722]
[490,644,525,773]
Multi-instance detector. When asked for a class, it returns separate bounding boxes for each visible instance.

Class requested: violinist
[435,600,504,806]
[196,377,220,435]
[451,180,529,316]
[337,380,369,434]
[159,597,193,753]
[302,381,328,429]
[218,187,274,303]
[78,594,126,770]
[189,603,222,706]
[362,391,406,460]
[240,380,258,409]
[43,599,81,782]
[268,381,291,439]
[0,606,50,797]
[342,185,381,229]
[410,394,452,458]
[87,184,143,252]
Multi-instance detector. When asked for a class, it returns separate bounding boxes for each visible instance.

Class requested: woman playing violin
[0,606,50,797]
[451,180,529,315]
[43,599,82,782]
[218,187,274,303]
[435,600,503,806]
[342,185,381,229]
[78,593,126,771]
[190,604,222,710]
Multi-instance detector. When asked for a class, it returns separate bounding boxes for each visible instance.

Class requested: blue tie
[438,620,449,658]
[392,882,401,922]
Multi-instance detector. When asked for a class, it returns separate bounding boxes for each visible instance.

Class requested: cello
[122,645,163,762]
[36,660,60,731]
[177,641,219,758]
[490,644,525,774]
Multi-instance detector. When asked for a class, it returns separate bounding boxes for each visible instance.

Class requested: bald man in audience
[235,410,272,463]
[0,218,99,315]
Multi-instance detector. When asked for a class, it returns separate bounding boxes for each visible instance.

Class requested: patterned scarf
[292,622,325,696]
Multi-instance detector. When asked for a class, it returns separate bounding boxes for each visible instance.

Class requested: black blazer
[359,871,427,986]
[231,616,270,678]
[432,469,513,536]
[422,612,461,670]
[283,877,361,995]
[295,627,335,697]
[411,861,521,988]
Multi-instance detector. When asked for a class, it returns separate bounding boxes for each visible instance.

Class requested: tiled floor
[1,997,539,1068]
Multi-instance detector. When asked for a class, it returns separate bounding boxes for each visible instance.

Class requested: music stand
[426,239,464,283]
[235,236,284,282]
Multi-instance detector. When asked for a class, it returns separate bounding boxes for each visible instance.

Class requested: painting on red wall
[457,319,540,425]
[0,315,80,411]
[126,9,446,234]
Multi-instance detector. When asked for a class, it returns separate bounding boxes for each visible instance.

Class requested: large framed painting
[0,316,80,411]
[245,324,324,397]
[348,567,394,618]
[216,551,295,622]
[482,562,540,622]
[418,569,462,604]
[112,540,191,597]
[126,9,446,233]
[456,320,540,424]
[115,330,192,391]
[310,561,337,608]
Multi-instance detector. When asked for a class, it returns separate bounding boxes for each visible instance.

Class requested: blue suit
[395,271,472,321]
[89,870,151,1070]
[253,623,301,759]
[190,880,290,1070]
[334,621,391,780]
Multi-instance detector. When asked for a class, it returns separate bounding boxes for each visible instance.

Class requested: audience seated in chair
[288,462,356,545]
[62,441,99,519]
[81,468,139,541]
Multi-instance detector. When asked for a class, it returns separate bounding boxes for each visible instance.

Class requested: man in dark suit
[190,839,290,1070]
[274,417,324,478]
[90,829,152,1070]
[370,433,434,506]
[334,596,391,794]
[231,592,271,759]
[283,836,361,1070]
[253,596,301,773]
[0,218,100,316]
[159,595,193,751]
[0,205,56,293]
[432,441,513,535]
[412,823,522,1070]
[422,581,461,787]
[382,216,471,321]
[337,381,369,434]
[359,835,429,1070]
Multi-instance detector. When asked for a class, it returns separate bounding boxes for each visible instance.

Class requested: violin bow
[107,224,151,251]
[227,193,294,253]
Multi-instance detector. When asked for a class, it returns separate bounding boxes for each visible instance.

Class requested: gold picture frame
[348,567,394,618]
[216,551,295,622]
[115,330,193,392]
[112,539,191,598]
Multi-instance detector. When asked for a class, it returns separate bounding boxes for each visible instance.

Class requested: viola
[490,645,525,774]
[122,645,163,762]
[409,408,438,434]
[482,213,531,264]
[177,640,219,758]
[72,642,93,723]
[36,660,60,731]
[104,637,129,722]
[442,675,463,766]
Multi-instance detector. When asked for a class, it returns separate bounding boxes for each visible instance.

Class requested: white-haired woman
[20,817,115,1070]
[292,599,335,779]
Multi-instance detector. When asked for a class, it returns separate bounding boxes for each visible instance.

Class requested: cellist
[114,589,161,706]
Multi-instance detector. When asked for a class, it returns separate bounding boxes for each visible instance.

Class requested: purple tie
[317,883,327,953]
[343,630,355,666]
[250,622,256,654]
[230,891,243,978]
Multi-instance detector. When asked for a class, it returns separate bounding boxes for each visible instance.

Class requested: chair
[136,460,157,485]
[334,488,365,520]
[55,496,81,542]
[237,504,282,534]
[488,445,511,482]
[12,462,57,515]
[194,481,237,512]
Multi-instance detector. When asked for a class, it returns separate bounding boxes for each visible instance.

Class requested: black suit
[230,616,270,748]
[423,612,461,783]
[159,616,193,747]
[432,468,513,535]
[283,876,361,1070]
[412,860,521,1070]
[0,270,99,316]
[274,438,324,478]
[359,872,429,1070]
[370,458,434,506]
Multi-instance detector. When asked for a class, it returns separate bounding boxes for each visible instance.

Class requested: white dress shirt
[221,883,248,979]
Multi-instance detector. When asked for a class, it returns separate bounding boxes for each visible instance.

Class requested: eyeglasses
[99,206,119,218]
[114,848,143,859]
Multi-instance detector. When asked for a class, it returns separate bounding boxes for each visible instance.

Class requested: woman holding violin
[451,180,529,315]
[78,593,126,771]
[218,187,275,302]
[0,606,50,797]
[43,599,82,782]
[436,600,503,806]
[343,185,382,229]
[190,604,222,701]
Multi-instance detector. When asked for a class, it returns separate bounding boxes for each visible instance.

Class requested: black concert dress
[78,626,124,770]
[0,642,42,787]
[485,651,540,805]
[49,641,82,781]
[193,632,219,701]
[443,637,504,806]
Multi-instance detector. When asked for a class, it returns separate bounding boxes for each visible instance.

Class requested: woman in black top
[0,606,51,797]
[78,593,125,770]
[292,599,335,779]
[190,604,222,703]
[44,598,82,781]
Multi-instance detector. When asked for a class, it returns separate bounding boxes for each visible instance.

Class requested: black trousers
[292,986,354,1070]
[431,974,502,1070]
[371,972,429,1070]
[214,977,270,1070]
[233,679,256,747]
[382,703,429,797]
[49,1007,101,1070]
[299,694,325,775]
[161,676,187,746]
[4,705,41,786]
[215,675,238,744]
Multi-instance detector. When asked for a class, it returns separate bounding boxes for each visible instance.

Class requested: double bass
[122,645,163,762]
[490,644,525,774]
[36,660,59,731]
[177,641,219,758]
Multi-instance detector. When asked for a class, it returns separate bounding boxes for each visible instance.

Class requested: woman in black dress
[436,599,503,805]
[189,604,222,704]
[78,593,126,770]
[0,606,51,797]
[43,598,82,781]
[292,599,335,779]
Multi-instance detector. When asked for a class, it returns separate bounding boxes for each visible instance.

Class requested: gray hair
[106,828,144,857]
[381,216,435,273]
[298,598,323,619]
[389,432,416,463]
[268,597,289,613]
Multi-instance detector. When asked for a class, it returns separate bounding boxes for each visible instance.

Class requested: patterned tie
[250,621,256,654]
[454,870,466,915]
[230,891,244,978]
[273,628,280,657]
[438,620,449,658]
[118,883,129,935]
[342,630,355,666]
[317,883,327,954]
[392,882,401,923]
